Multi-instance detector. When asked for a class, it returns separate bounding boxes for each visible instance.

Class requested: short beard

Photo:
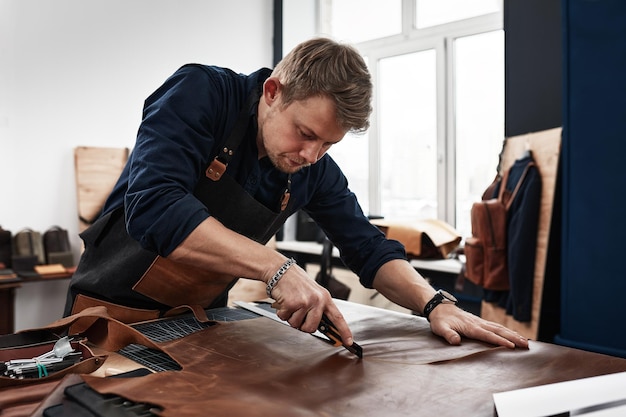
[268,153,310,174]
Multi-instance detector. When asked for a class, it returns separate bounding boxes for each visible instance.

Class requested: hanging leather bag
[464,162,534,291]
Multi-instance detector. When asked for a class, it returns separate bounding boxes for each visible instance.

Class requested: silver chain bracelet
[266,258,296,298]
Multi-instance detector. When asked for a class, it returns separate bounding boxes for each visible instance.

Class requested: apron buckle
[206,157,227,181]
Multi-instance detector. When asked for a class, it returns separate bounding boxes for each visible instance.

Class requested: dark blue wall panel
[557,0,626,358]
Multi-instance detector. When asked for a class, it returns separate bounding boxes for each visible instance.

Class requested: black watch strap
[423,290,457,321]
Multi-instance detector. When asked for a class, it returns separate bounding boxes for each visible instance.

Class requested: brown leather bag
[464,196,509,290]
[464,163,534,291]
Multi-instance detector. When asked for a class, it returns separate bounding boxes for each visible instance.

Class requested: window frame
[316,0,503,228]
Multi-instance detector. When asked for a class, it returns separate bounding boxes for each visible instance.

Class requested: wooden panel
[480,127,561,340]
[74,146,129,233]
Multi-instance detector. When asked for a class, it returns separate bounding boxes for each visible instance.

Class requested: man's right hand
[269,263,354,347]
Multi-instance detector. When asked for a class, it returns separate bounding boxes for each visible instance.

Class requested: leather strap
[206,87,259,181]
[71,294,211,325]
[500,161,535,210]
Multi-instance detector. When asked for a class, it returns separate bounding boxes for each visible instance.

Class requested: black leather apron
[65,90,293,320]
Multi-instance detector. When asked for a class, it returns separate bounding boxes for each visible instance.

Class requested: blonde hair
[272,38,372,133]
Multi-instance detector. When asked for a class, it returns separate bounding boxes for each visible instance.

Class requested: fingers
[438,328,462,346]
[284,307,318,333]
[435,323,518,349]
[322,306,354,346]
[466,325,517,348]
[471,320,529,348]
[275,301,353,345]
[430,306,529,349]
[490,325,529,348]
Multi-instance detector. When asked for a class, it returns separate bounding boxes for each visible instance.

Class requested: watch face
[440,290,458,303]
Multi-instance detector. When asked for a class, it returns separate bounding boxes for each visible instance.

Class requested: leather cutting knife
[318,314,363,359]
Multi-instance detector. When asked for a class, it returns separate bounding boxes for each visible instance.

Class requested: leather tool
[318,314,363,358]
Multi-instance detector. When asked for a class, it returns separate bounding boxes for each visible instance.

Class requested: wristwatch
[423,289,458,321]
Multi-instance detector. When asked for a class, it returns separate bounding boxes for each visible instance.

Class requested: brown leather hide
[83,302,626,417]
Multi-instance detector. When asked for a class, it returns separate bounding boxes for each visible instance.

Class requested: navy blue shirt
[103,64,406,288]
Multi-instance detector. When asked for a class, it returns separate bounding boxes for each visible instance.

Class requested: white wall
[283,0,317,56]
[0,0,275,330]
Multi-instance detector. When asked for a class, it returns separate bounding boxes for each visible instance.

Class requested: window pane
[415,0,501,29]
[329,55,370,215]
[379,50,437,221]
[328,132,370,215]
[454,30,504,237]
[323,0,402,43]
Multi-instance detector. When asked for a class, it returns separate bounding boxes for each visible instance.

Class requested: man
[65,38,528,350]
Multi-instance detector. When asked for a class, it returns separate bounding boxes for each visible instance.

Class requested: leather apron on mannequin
[65,88,293,323]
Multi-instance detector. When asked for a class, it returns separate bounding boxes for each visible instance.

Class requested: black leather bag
[43,226,74,266]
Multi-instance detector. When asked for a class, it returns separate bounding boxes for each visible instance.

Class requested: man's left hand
[427,303,529,348]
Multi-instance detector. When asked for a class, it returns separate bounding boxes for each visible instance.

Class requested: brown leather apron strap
[71,294,160,324]
[71,294,210,325]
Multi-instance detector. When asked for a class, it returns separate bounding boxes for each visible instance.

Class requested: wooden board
[74,146,129,233]
[480,127,561,340]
